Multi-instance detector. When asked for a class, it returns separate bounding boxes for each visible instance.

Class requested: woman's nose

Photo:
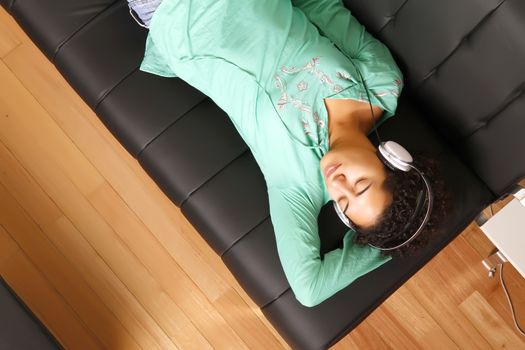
[333,174,354,196]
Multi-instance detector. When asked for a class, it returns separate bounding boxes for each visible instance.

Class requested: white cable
[498,263,525,336]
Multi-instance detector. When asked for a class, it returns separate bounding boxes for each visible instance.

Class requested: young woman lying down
[129,0,451,307]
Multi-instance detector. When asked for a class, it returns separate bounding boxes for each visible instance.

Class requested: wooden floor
[1,7,525,349]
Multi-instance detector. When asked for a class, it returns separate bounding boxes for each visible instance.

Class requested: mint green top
[139,0,404,307]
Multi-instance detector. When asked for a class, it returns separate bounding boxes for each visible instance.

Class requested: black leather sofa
[1,0,523,349]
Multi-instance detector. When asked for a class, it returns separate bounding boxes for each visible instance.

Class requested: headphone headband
[367,164,434,251]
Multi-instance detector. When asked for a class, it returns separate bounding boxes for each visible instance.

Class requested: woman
[132,0,450,307]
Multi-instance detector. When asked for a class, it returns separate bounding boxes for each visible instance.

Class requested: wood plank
[0,108,175,349]
[463,189,525,339]
[0,180,141,350]
[459,290,525,349]
[2,40,233,303]
[365,300,421,350]
[381,285,459,349]
[0,60,212,349]
[213,287,285,349]
[0,224,103,350]
[0,224,17,265]
[88,182,254,349]
[0,7,20,57]
[484,262,525,341]
[2,34,284,345]
[456,234,525,339]
[0,126,174,349]
[405,239,493,349]
[342,319,389,350]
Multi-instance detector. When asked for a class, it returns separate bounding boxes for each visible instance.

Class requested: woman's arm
[268,184,392,307]
[291,0,392,62]
[292,0,404,123]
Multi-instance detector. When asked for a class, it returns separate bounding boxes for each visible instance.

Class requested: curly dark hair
[353,151,454,258]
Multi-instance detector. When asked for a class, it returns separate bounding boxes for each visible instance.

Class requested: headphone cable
[498,263,525,336]
[353,64,383,145]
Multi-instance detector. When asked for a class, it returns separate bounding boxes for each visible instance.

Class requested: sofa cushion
[7,0,117,61]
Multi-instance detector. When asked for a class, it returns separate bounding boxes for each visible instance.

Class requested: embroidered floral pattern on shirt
[374,91,389,97]
[274,74,312,113]
[313,111,325,127]
[275,72,318,141]
[280,56,349,95]
[297,80,308,91]
[356,76,403,103]
[274,56,361,142]
[273,56,402,143]
[301,118,313,136]
[336,71,353,81]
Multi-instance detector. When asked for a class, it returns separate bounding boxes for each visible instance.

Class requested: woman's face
[320,144,393,228]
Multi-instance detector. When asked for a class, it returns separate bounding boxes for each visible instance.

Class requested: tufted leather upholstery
[2,0,523,349]
[348,0,525,198]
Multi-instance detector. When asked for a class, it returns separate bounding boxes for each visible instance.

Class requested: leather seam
[136,97,210,159]
[52,0,121,62]
[462,81,525,140]
[179,148,249,209]
[377,0,409,34]
[94,65,139,111]
[260,287,291,310]
[220,215,270,258]
[415,0,507,89]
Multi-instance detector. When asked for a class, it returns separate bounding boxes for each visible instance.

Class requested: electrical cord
[486,203,524,336]
[497,263,525,336]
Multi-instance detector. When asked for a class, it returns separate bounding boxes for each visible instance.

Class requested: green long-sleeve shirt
[139,0,403,307]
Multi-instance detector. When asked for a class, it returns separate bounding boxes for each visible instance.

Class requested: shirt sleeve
[139,33,179,78]
[292,0,404,123]
[267,184,392,307]
[291,0,385,61]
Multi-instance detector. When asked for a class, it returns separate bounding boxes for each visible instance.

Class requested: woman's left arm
[292,0,404,121]
[268,184,392,307]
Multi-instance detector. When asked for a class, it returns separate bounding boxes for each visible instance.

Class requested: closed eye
[358,183,372,196]
[342,183,373,217]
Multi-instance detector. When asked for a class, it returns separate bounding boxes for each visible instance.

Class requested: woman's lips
[324,163,342,179]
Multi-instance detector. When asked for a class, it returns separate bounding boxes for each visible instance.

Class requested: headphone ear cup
[377,148,399,171]
[378,141,413,172]
[332,201,357,231]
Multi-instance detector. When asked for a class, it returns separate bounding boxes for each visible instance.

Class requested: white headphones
[332,62,434,251]
[333,140,434,251]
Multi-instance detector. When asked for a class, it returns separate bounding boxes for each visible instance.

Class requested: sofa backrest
[344,0,525,198]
